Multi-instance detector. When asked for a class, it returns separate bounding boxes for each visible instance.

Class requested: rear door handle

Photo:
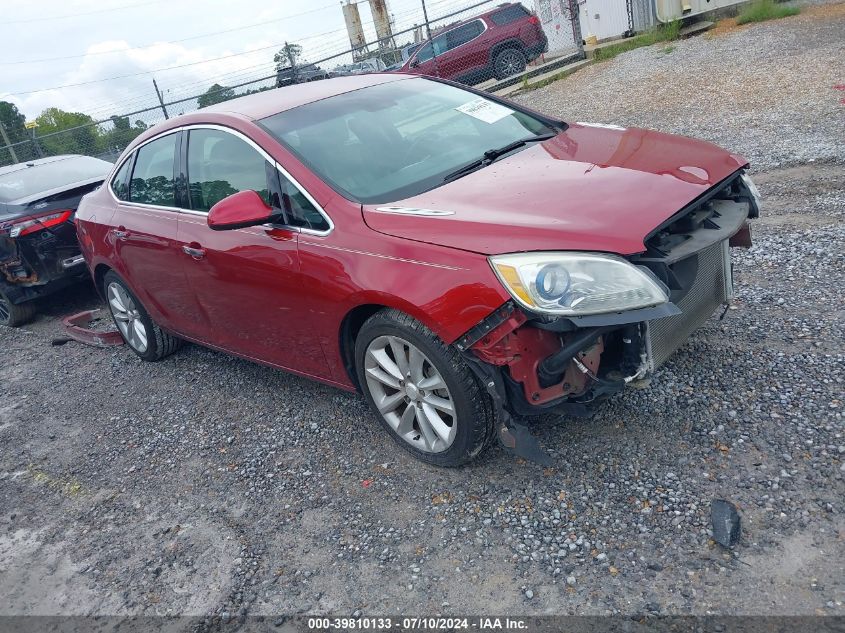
[182,245,206,259]
[111,228,128,240]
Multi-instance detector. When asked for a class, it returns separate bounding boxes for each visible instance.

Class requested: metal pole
[0,122,19,163]
[420,0,441,77]
[29,128,44,158]
[152,79,170,120]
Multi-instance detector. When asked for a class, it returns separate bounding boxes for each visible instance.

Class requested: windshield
[0,156,110,204]
[259,78,555,204]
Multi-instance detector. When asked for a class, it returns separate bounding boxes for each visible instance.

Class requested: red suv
[396,3,548,85]
[76,75,759,467]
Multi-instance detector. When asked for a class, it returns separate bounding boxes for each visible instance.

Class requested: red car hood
[363,123,748,256]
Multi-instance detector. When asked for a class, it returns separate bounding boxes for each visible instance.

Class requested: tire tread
[0,295,37,327]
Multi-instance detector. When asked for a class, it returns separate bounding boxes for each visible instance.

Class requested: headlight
[740,172,761,215]
[490,252,668,316]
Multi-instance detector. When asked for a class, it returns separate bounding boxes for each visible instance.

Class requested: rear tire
[103,271,182,361]
[0,290,37,327]
[493,48,527,80]
[354,309,496,467]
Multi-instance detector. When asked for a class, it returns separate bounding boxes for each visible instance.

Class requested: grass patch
[592,20,681,61]
[736,0,800,25]
[663,45,676,54]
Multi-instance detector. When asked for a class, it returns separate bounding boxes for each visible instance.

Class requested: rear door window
[186,128,271,212]
[490,4,529,25]
[445,20,484,50]
[129,134,177,207]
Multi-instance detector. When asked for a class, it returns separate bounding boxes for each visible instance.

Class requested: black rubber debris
[711,499,742,547]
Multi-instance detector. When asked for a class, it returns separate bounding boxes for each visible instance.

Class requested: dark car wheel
[355,309,496,467]
[103,271,182,361]
[0,290,37,327]
[493,48,527,80]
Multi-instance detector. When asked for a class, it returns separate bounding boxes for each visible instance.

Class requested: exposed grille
[646,240,731,370]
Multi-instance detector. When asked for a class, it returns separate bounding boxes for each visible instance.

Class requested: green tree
[197,83,236,109]
[34,107,101,157]
[0,101,39,164]
[100,115,146,156]
[274,43,303,72]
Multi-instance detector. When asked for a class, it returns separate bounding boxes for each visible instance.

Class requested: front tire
[354,309,496,467]
[103,271,182,361]
[0,290,37,327]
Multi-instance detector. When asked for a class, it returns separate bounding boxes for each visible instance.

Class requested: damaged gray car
[0,155,111,326]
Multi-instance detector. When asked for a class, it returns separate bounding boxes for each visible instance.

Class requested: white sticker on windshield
[455,98,514,124]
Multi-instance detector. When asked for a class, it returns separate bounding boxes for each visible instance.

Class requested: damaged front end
[459,170,758,463]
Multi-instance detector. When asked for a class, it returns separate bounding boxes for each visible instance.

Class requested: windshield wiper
[442,132,557,183]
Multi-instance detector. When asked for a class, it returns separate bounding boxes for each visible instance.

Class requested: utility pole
[152,79,170,120]
[420,0,441,77]
[25,121,43,158]
[0,122,19,164]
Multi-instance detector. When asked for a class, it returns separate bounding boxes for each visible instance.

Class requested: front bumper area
[461,241,732,419]
[459,172,755,419]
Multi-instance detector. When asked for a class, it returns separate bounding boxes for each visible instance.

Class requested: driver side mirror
[410,59,420,68]
[207,190,276,231]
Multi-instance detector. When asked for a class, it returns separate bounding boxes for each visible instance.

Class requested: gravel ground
[2,4,844,625]
[515,1,845,172]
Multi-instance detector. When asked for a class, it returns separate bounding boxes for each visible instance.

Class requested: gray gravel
[2,4,844,623]
[514,1,845,172]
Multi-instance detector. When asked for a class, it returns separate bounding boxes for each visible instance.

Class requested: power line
[5,43,289,97]
[5,0,495,100]
[1,0,168,25]
[3,1,423,97]
[1,2,341,65]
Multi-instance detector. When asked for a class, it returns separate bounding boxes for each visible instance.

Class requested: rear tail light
[528,15,540,25]
[9,209,73,238]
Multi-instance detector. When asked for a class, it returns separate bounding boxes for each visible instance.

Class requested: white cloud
[3,39,286,123]
[0,0,494,122]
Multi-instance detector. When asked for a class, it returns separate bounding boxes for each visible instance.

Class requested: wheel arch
[489,38,527,64]
[93,263,113,300]
[337,295,450,391]
[339,303,386,391]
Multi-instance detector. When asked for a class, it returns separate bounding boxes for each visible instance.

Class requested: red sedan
[76,74,759,466]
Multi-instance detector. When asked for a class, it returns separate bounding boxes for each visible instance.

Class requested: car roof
[201,73,412,120]
[430,1,522,35]
[0,154,94,177]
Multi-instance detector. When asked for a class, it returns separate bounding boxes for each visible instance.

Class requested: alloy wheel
[107,282,148,353]
[364,335,457,454]
[499,51,524,77]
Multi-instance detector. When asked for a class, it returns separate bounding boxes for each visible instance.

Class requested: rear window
[0,156,110,203]
[490,4,530,25]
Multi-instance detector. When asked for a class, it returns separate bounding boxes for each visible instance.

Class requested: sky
[1,0,486,122]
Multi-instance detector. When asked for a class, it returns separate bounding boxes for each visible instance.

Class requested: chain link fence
[1,0,583,169]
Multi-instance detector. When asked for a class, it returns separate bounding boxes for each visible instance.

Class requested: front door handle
[182,245,206,259]
[111,228,128,240]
